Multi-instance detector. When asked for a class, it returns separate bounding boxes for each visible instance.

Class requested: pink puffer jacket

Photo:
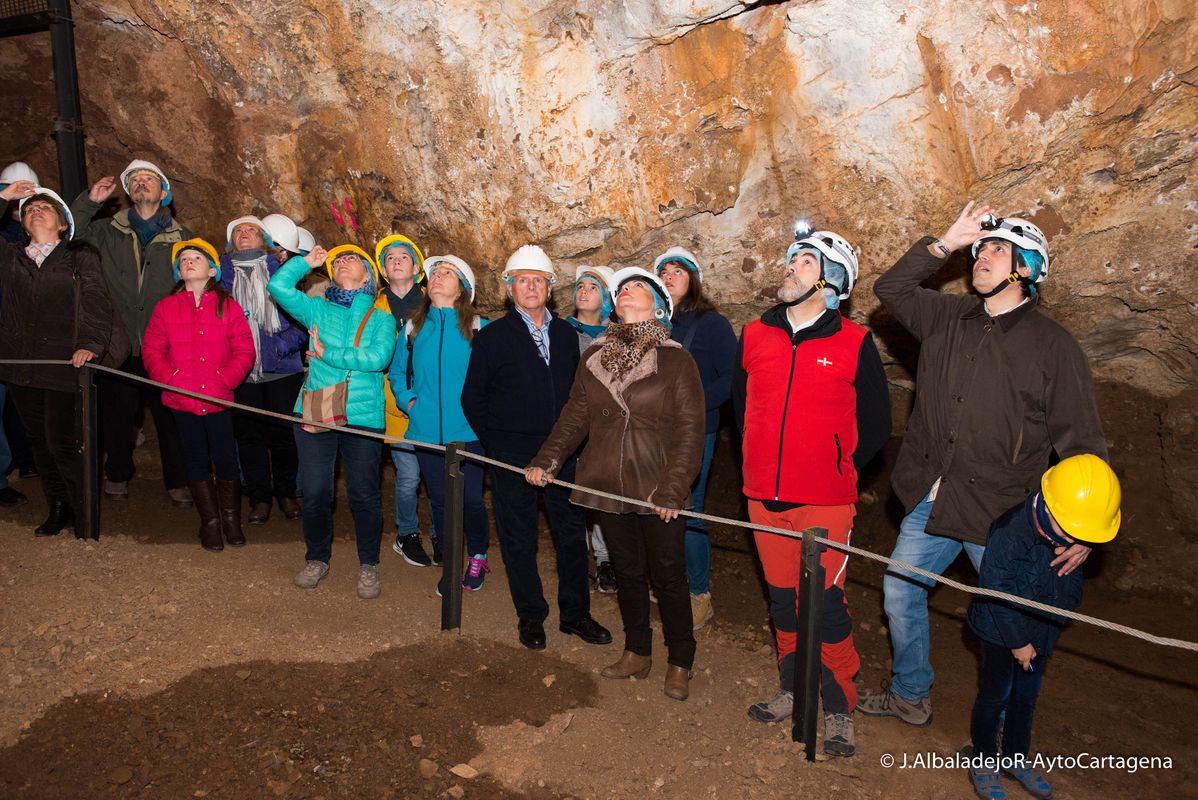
[142,290,255,415]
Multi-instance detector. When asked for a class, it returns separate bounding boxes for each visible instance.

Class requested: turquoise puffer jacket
[389,307,487,445]
[268,256,396,429]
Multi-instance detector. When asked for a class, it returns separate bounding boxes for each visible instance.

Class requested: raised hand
[88,176,118,203]
[938,200,997,253]
[0,180,36,202]
[304,246,328,269]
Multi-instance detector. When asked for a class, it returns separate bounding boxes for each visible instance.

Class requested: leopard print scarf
[599,320,671,381]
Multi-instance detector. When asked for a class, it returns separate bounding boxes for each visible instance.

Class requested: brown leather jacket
[530,339,705,514]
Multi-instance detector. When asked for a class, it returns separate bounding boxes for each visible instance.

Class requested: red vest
[741,315,866,504]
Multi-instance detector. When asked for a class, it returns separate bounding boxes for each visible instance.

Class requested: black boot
[191,480,223,552]
[34,500,74,537]
[216,479,246,547]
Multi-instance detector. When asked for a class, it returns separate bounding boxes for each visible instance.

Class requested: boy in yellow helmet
[965,454,1121,800]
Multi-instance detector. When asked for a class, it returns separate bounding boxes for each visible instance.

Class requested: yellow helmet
[1040,454,1121,543]
[324,244,380,282]
[375,235,426,282]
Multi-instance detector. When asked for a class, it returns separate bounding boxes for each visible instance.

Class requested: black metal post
[792,527,827,760]
[48,0,87,201]
[77,365,99,540]
[439,442,465,631]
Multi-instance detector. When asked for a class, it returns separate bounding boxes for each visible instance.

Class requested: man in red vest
[733,226,891,757]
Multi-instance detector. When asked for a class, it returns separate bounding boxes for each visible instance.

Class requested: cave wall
[3,0,1197,579]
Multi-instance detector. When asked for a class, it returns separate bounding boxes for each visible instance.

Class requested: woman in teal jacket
[269,244,396,599]
[389,255,491,592]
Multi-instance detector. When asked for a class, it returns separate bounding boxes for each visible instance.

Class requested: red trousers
[749,500,860,714]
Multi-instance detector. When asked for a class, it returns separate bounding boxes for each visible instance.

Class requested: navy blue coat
[219,252,307,376]
[670,309,737,433]
[461,309,581,461]
[967,496,1083,657]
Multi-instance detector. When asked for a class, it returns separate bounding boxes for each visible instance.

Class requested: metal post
[792,527,827,760]
[48,0,87,201]
[77,365,99,540]
[439,442,466,631]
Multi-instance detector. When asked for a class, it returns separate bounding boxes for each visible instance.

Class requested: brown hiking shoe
[857,686,932,726]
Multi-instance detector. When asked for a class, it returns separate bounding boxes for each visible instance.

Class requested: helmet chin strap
[782,251,842,307]
[977,250,1031,299]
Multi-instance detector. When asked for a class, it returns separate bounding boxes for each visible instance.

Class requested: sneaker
[595,561,617,594]
[691,592,714,630]
[103,479,128,499]
[461,554,490,592]
[823,713,856,757]
[393,532,432,567]
[430,537,443,566]
[167,486,194,507]
[857,686,932,726]
[357,564,380,599]
[0,486,27,507]
[1001,766,1052,799]
[748,689,793,723]
[969,766,1007,800]
[294,560,329,589]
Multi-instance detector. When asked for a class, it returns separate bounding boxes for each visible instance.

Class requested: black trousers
[99,356,187,489]
[173,410,239,483]
[232,373,303,504]
[599,511,695,669]
[489,451,590,625]
[8,385,82,511]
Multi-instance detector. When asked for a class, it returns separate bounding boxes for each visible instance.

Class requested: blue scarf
[324,273,377,308]
[127,207,173,249]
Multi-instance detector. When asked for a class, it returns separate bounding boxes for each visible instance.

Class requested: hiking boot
[857,686,932,726]
[103,479,128,499]
[748,689,794,723]
[691,592,714,630]
[167,486,194,507]
[294,560,329,589]
[823,713,856,757]
[595,561,617,593]
[357,564,381,599]
[1001,766,1052,799]
[462,554,490,592]
[393,532,432,567]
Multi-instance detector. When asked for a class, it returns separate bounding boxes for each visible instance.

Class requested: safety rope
[2,358,1195,653]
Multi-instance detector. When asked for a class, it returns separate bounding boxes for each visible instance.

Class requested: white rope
[3,358,1194,653]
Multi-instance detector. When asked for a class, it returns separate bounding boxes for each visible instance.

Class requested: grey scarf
[230,249,281,382]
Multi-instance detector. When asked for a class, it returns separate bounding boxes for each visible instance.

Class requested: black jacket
[461,310,581,460]
[874,238,1108,545]
[967,495,1083,657]
[0,241,112,392]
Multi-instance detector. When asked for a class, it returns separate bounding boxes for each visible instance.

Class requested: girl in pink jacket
[143,239,255,551]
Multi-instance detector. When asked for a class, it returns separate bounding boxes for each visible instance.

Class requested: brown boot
[248,501,271,525]
[278,496,301,520]
[600,650,652,680]
[664,665,693,701]
[191,480,222,552]
[216,479,246,547]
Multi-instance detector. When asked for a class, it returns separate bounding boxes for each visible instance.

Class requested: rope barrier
[2,358,1195,653]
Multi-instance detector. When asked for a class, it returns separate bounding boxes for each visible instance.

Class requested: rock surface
[3,0,1196,501]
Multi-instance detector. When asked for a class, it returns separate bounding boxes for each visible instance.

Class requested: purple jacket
[219,251,307,376]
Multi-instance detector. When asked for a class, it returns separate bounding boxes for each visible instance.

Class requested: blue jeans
[293,425,384,566]
[684,431,717,595]
[390,443,422,535]
[882,493,985,701]
[971,639,1044,759]
[0,383,10,491]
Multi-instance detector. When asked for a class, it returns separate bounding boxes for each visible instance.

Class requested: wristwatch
[929,239,951,257]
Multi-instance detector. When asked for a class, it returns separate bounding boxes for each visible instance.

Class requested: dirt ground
[0,422,1195,799]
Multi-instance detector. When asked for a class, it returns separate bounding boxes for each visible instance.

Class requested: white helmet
[120,159,170,200]
[653,246,702,281]
[503,244,556,284]
[424,255,477,302]
[787,230,859,299]
[296,226,315,255]
[19,187,75,240]
[262,213,300,254]
[611,266,673,322]
[970,216,1050,281]
[574,265,615,289]
[0,161,39,187]
[225,215,271,250]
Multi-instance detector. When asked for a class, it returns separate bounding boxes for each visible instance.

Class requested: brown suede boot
[664,665,693,701]
[216,479,246,547]
[190,480,222,552]
[600,650,652,680]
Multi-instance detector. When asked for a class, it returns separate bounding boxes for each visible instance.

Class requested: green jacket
[268,256,396,430]
[70,193,193,355]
